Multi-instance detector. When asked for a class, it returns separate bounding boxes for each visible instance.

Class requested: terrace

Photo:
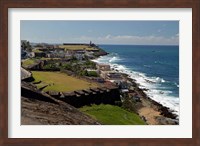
[32,71,99,92]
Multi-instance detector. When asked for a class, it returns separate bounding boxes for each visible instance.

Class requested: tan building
[96,63,111,73]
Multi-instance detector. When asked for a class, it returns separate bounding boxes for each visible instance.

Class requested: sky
[21,21,179,45]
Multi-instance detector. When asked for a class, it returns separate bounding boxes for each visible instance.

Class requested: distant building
[107,72,122,80]
[87,77,105,83]
[34,52,46,58]
[74,52,84,60]
[21,50,27,59]
[28,52,35,58]
[96,63,111,73]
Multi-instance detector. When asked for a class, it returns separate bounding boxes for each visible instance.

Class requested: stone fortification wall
[21,85,57,104]
[22,81,121,108]
[47,87,121,108]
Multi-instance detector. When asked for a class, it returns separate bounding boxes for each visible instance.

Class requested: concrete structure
[107,72,122,80]
[96,63,111,73]
[74,53,84,60]
[21,67,32,81]
[47,86,121,108]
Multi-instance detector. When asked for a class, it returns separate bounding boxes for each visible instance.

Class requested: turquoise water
[94,45,179,116]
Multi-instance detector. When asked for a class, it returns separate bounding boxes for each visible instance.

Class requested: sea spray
[93,45,179,118]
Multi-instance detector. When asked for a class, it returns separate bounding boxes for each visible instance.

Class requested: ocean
[93,45,179,116]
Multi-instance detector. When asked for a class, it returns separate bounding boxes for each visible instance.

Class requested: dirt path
[137,98,162,125]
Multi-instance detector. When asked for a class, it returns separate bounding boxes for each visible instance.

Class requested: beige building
[96,63,111,72]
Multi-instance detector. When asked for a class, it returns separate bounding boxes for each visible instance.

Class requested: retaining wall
[48,87,121,108]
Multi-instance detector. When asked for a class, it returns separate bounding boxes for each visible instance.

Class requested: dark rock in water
[156,117,179,125]
[159,106,177,119]
[93,48,108,57]
[145,79,156,84]
[142,88,149,91]
[159,91,164,94]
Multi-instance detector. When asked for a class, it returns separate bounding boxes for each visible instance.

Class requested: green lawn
[32,71,98,92]
[32,49,42,53]
[40,57,61,60]
[59,45,98,51]
[22,58,37,68]
[80,104,146,125]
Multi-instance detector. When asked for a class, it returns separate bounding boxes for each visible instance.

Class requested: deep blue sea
[94,45,179,116]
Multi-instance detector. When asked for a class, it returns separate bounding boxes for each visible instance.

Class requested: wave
[93,54,179,117]
[174,82,179,88]
[93,53,122,64]
[144,65,151,68]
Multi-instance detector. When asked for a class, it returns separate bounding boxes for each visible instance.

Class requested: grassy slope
[22,59,37,68]
[32,49,42,53]
[80,104,146,125]
[59,45,98,51]
[32,71,98,92]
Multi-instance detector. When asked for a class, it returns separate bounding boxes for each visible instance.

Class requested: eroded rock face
[21,97,100,125]
[21,82,100,125]
[155,117,179,125]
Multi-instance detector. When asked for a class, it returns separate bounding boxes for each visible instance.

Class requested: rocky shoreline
[124,75,178,125]
[93,50,178,125]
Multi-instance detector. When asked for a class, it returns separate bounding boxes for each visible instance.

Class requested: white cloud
[87,29,93,33]
[104,34,111,39]
[157,29,162,33]
[24,34,179,45]
[69,34,179,45]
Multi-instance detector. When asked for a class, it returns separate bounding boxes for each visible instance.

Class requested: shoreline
[93,52,178,125]
[123,73,178,124]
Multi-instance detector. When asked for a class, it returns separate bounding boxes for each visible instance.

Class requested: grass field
[32,49,42,53]
[22,58,37,68]
[32,71,98,92]
[80,104,146,125]
[59,45,98,51]
[40,57,61,60]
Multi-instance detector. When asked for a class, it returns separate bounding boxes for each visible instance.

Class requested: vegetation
[32,49,42,53]
[121,93,137,113]
[32,71,98,92]
[85,60,96,68]
[80,104,146,125]
[22,58,37,68]
[87,71,99,77]
[21,41,32,52]
[40,57,61,61]
[61,60,97,76]
[42,64,60,70]
[59,45,98,51]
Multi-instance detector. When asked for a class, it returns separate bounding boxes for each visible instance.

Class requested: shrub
[62,63,72,70]
[115,101,122,106]
[87,71,98,77]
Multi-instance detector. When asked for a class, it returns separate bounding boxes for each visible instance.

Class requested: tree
[21,41,32,52]
[26,41,32,52]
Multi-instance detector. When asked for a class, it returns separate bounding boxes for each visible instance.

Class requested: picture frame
[0,0,199,145]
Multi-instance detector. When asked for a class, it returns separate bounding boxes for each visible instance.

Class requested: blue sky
[21,21,179,45]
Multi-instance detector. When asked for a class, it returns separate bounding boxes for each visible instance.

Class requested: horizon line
[26,41,179,46]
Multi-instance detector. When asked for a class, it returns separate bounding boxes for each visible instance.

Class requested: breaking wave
[93,54,179,117]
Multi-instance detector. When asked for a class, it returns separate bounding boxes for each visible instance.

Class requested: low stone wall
[47,87,121,108]
[21,67,34,82]
[22,81,121,108]
[21,86,57,104]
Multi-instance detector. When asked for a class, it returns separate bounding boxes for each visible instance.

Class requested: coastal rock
[156,117,179,125]
[159,106,177,119]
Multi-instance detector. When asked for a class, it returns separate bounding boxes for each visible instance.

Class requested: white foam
[93,55,179,118]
